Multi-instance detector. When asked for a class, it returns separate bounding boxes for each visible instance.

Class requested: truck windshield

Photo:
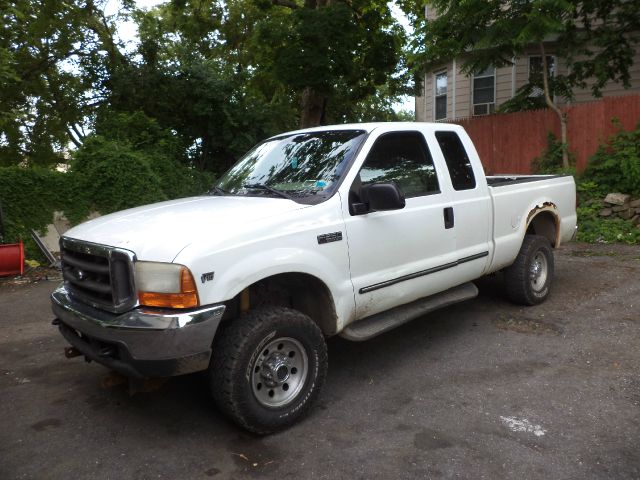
[213,130,367,201]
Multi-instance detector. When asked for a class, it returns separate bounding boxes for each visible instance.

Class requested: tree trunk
[299,87,327,128]
[539,42,569,169]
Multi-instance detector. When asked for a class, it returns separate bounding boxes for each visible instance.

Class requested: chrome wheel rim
[251,337,308,408]
[530,252,548,292]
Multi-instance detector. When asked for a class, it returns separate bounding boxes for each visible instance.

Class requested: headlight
[135,261,199,309]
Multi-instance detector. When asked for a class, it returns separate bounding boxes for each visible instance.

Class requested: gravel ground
[0,242,639,480]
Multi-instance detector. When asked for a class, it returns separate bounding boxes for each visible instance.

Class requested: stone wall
[599,193,640,226]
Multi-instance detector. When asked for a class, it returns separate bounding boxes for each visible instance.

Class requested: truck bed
[486,173,577,273]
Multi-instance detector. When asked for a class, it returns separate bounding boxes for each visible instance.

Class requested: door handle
[443,207,454,229]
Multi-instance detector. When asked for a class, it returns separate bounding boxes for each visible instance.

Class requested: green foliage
[531,133,576,175]
[242,0,408,127]
[497,94,547,115]
[573,122,640,245]
[72,138,168,214]
[0,166,87,259]
[2,0,411,173]
[497,77,573,114]
[575,184,640,245]
[71,118,213,215]
[576,210,640,245]
[582,121,640,196]
[0,0,130,167]
[258,2,404,97]
[88,111,212,200]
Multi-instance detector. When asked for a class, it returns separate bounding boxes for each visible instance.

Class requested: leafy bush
[576,208,640,244]
[72,135,213,215]
[582,120,640,196]
[574,182,640,245]
[531,132,576,175]
[530,125,640,245]
[569,121,640,245]
[0,166,89,258]
[72,138,169,214]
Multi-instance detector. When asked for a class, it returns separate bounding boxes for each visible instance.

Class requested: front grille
[60,237,136,313]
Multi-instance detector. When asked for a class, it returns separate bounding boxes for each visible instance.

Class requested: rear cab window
[435,131,476,190]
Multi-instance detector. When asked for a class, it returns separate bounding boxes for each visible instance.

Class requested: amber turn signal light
[138,267,200,309]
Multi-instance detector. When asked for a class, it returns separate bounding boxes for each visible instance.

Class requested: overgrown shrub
[72,136,213,215]
[531,132,576,175]
[575,182,640,244]
[582,120,640,196]
[529,123,640,245]
[72,137,169,214]
[0,166,88,258]
[569,121,640,245]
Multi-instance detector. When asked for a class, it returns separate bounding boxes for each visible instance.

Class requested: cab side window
[358,132,440,198]
[435,131,476,190]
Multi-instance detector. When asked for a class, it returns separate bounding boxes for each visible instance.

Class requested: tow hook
[64,346,82,358]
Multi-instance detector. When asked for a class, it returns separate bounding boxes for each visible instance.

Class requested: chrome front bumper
[51,284,225,378]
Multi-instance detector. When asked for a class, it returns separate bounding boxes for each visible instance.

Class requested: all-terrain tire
[504,234,554,306]
[210,306,327,434]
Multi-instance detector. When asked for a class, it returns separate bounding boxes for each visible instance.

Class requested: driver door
[342,130,457,320]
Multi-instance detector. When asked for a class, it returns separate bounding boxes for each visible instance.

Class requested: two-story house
[415,9,640,122]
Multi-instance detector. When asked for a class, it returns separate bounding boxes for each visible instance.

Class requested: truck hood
[63,196,309,262]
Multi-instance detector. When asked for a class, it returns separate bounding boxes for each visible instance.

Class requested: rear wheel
[210,306,327,434]
[505,234,554,305]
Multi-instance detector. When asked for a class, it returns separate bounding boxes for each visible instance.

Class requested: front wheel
[210,306,327,434]
[504,234,555,305]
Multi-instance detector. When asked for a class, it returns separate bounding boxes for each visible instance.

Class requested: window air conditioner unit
[473,103,495,116]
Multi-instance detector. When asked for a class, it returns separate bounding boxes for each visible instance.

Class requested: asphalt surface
[1,242,639,480]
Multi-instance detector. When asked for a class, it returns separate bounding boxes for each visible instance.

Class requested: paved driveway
[1,243,639,479]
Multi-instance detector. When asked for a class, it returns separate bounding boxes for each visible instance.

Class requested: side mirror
[362,182,406,212]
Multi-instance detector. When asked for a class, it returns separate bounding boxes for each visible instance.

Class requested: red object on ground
[0,240,24,277]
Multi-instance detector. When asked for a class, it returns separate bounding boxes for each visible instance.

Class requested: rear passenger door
[342,130,458,320]
[433,130,492,280]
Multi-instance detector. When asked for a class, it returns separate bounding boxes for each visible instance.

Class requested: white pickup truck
[51,122,576,433]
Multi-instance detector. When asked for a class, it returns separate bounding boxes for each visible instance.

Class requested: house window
[472,67,495,116]
[434,71,447,121]
[529,56,555,97]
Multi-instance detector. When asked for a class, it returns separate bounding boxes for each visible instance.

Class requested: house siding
[456,69,471,119]
[563,50,640,104]
[495,65,513,107]
[417,46,640,120]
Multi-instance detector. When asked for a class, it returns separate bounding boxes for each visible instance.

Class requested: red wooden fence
[453,94,640,174]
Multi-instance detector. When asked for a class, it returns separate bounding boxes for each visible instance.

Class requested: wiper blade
[208,186,228,196]
[243,183,294,200]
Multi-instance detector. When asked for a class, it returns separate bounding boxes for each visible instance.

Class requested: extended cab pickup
[51,122,577,433]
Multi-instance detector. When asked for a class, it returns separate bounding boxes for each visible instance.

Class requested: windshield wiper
[208,186,229,196]
[243,183,294,200]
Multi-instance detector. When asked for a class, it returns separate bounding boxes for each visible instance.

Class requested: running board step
[340,282,479,342]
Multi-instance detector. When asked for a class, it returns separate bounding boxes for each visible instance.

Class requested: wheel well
[223,273,338,336]
[526,210,559,247]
